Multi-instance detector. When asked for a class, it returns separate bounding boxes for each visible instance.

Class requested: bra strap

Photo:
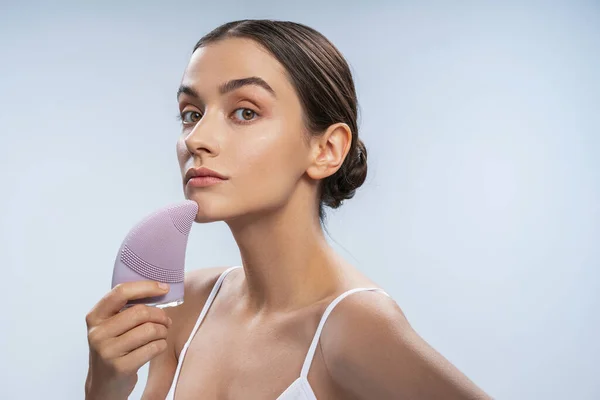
[190,265,242,334]
[170,265,242,398]
[300,287,391,378]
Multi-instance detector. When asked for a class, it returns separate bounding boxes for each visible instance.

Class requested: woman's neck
[226,198,345,314]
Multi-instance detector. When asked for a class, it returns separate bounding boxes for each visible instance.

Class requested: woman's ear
[306,122,352,180]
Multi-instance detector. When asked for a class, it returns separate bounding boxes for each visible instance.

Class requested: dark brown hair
[193,19,367,223]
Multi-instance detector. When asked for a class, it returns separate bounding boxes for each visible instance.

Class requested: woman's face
[176,38,313,223]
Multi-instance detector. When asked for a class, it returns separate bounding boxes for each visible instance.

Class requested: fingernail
[158,282,169,290]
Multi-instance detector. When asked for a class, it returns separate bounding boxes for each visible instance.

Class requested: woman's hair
[193,19,367,223]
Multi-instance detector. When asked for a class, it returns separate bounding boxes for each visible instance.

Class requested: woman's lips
[186,176,226,187]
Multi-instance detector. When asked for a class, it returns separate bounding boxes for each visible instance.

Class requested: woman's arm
[320,291,492,399]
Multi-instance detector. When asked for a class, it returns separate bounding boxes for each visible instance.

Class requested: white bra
[165,266,391,399]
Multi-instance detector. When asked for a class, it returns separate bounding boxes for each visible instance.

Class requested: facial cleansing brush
[111,200,198,309]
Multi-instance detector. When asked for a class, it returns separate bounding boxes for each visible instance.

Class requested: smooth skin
[85,37,492,399]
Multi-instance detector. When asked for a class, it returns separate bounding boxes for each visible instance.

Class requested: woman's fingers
[86,281,170,327]
[97,321,170,360]
[88,304,172,344]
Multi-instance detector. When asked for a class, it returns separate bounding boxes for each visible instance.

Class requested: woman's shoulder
[316,275,406,348]
[322,285,407,337]
[173,266,233,314]
[164,266,235,348]
[184,266,234,296]
[165,266,240,357]
[327,268,407,332]
[318,285,490,398]
[316,284,410,386]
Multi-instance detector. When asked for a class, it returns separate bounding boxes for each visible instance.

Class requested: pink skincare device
[111,200,198,309]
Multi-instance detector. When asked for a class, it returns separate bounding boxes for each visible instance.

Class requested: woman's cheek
[239,129,284,170]
[175,140,188,162]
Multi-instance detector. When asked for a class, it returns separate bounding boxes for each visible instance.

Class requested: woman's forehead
[180,37,297,104]
[183,38,286,87]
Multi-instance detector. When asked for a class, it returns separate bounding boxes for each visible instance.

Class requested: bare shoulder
[140,266,234,399]
[319,289,491,399]
[182,266,232,303]
[166,266,232,317]
[320,288,410,350]
[164,266,234,350]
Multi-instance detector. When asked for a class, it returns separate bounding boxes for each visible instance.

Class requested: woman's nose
[184,112,221,158]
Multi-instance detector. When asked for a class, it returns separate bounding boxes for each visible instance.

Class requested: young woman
[85,19,491,400]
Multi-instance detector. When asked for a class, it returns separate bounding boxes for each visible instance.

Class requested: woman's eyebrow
[176,85,201,101]
[177,76,277,101]
[219,76,277,98]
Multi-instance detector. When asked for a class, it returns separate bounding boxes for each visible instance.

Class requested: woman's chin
[193,213,223,224]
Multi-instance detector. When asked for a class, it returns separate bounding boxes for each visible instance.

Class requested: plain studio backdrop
[1,1,598,399]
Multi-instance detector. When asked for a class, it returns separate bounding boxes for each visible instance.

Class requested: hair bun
[321,139,368,209]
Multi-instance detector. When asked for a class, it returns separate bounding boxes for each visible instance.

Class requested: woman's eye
[180,110,202,124]
[233,108,257,122]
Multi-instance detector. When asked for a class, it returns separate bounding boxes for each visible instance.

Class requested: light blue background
[1,1,598,399]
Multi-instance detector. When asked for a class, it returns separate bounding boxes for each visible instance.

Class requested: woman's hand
[84,281,173,400]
